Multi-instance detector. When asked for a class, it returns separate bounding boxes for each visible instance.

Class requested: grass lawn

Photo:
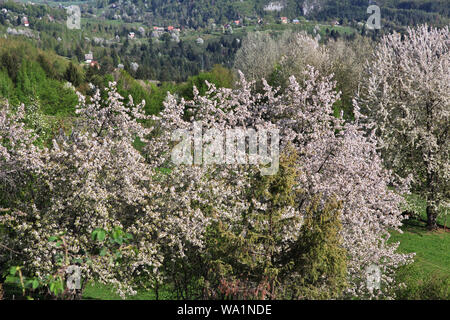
[389,219,450,280]
[83,283,175,300]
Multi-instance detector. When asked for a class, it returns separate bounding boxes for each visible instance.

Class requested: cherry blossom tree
[151,68,413,299]
[0,85,162,298]
[1,66,415,299]
[358,25,449,230]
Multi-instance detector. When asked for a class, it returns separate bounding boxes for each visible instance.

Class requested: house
[223,24,233,34]
[167,26,174,31]
[196,37,204,45]
[293,19,300,24]
[234,20,240,26]
[280,17,289,24]
[1,8,8,14]
[22,17,30,27]
[128,32,135,39]
[331,20,340,26]
[84,53,93,64]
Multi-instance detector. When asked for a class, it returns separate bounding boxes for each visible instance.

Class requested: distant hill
[4,0,448,28]
[88,0,448,28]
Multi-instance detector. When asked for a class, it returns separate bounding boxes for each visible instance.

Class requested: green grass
[389,219,450,280]
[82,283,175,300]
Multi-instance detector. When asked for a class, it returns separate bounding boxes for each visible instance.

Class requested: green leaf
[5,275,19,284]
[48,236,58,242]
[32,279,39,290]
[97,230,106,241]
[9,266,18,275]
[25,279,34,288]
[92,228,106,242]
[112,228,122,240]
[125,233,133,241]
[99,248,107,256]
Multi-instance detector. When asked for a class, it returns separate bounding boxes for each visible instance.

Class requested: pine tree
[64,62,83,87]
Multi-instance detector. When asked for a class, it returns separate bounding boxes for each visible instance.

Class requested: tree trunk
[425,165,438,230]
[426,204,438,230]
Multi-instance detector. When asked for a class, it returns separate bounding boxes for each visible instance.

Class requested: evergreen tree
[64,62,83,87]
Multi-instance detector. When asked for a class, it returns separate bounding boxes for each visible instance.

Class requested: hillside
[6,0,450,28]
[90,0,449,28]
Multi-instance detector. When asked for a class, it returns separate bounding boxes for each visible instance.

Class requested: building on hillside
[128,32,135,39]
[1,8,8,14]
[234,20,240,26]
[281,17,289,24]
[85,53,93,64]
[196,37,204,45]
[22,16,29,27]
[293,19,300,24]
[331,20,340,26]
[167,26,174,31]
[223,24,233,34]
[130,62,139,72]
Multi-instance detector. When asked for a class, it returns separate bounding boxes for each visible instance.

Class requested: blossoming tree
[358,25,449,230]
[0,86,162,298]
[152,67,413,298]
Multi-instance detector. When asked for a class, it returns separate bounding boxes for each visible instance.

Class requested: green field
[390,220,450,279]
